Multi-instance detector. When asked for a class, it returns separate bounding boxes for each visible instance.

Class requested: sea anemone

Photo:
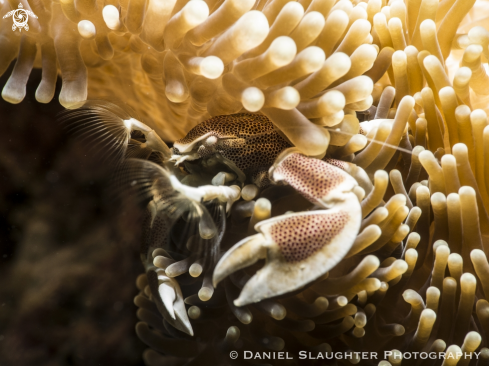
[3,0,489,365]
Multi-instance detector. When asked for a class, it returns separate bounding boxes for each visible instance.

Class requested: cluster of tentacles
[123,1,489,363]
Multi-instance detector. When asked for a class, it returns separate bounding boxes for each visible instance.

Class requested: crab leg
[145,265,194,336]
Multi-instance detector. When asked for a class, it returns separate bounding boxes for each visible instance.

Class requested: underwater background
[0,65,146,366]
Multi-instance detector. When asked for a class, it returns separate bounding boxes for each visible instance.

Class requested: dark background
[0,65,146,366]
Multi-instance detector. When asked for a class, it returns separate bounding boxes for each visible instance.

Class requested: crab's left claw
[214,151,363,305]
[214,193,362,306]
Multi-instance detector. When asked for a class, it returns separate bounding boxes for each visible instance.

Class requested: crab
[63,101,365,334]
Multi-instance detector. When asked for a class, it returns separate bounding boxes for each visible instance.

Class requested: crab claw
[214,152,363,306]
[214,197,362,306]
[269,149,361,208]
[146,265,194,336]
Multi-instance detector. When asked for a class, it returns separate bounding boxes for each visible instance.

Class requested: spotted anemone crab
[59,102,371,361]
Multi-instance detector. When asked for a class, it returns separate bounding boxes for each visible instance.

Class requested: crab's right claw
[146,266,194,336]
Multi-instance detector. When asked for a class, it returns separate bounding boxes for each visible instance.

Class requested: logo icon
[3,3,37,32]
